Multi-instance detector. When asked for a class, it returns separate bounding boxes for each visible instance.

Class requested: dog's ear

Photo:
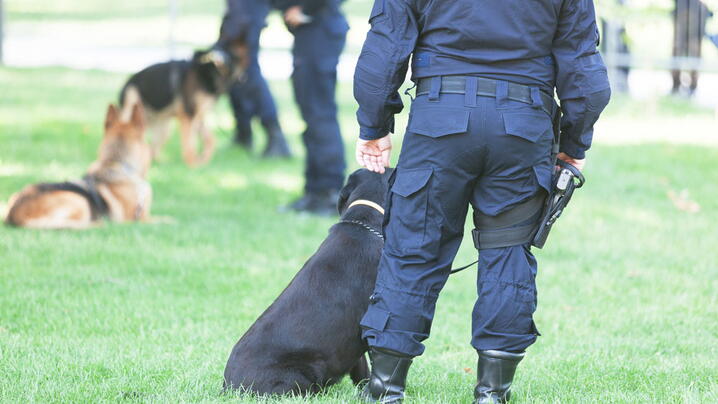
[336,174,358,215]
[130,102,146,135]
[105,104,119,130]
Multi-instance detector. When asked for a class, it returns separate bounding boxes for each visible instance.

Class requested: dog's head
[98,102,152,178]
[337,168,394,216]
[193,39,249,92]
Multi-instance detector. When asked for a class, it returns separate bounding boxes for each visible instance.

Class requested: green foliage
[1,67,717,403]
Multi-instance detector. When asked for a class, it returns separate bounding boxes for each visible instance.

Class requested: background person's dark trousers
[228,22,291,157]
[286,4,348,214]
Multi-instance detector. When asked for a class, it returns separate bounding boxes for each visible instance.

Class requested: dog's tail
[119,84,142,123]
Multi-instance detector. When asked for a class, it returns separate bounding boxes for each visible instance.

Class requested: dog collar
[347,199,385,215]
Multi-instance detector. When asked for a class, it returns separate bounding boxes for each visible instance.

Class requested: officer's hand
[284,6,312,28]
[557,152,586,171]
[356,136,392,174]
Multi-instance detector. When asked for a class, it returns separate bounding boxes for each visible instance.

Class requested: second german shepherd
[4,103,153,229]
[120,42,248,167]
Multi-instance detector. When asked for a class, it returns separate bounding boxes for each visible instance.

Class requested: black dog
[119,40,247,167]
[223,168,393,395]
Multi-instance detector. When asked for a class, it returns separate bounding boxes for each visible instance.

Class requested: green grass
[1,66,718,403]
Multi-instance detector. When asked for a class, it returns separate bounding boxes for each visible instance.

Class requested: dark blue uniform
[222,0,281,140]
[356,0,610,358]
[221,0,346,188]
[274,0,349,193]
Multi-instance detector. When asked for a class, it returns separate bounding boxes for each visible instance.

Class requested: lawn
[1,64,717,404]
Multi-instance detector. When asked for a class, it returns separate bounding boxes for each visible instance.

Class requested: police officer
[671,0,713,95]
[276,0,349,215]
[221,0,348,214]
[354,0,611,403]
[220,0,292,157]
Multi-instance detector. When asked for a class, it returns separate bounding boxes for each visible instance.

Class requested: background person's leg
[228,81,254,148]
[290,10,347,196]
[249,28,291,157]
[228,25,289,156]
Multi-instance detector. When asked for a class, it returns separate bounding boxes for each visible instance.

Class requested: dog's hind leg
[349,354,370,386]
[149,120,172,161]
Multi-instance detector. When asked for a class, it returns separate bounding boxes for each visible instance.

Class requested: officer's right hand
[356,135,392,174]
[557,152,585,171]
[284,6,312,28]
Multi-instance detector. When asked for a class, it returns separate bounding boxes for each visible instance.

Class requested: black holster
[531,160,585,248]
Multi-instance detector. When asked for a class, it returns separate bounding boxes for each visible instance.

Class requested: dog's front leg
[196,119,216,165]
[179,116,200,167]
[136,181,153,222]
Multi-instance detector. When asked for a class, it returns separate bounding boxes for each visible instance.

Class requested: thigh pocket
[386,168,437,256]
[408,106,470,138]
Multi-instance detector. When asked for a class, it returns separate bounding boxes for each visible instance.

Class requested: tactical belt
[416,76,554,116]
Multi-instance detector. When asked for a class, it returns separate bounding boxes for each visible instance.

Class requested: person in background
[276,0,349,215]
[672,0,713,96]
[219,0,348,215]
[219,0,292,158]
[601,0,631,93]
[354,0,610,402]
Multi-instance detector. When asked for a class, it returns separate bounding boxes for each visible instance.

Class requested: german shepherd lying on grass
[223,168,393,396]
[120,41,248,167]
[4,103,153,229]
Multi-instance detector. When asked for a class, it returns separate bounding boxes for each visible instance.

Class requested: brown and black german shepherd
[119,41,248,167]
[4,103,153,229]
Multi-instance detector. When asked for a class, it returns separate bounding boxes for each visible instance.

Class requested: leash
[342,198,476,273]
[450,259,478,275]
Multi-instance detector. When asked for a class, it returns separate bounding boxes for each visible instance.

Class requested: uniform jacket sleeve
[354,0,420,140]
[552,0,611,159]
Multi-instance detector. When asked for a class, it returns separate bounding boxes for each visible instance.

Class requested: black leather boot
[233,121,253,150]
[360,348,413,403]
[262,123,292,158]
[285,189,340,216]
[473,350,525,404]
